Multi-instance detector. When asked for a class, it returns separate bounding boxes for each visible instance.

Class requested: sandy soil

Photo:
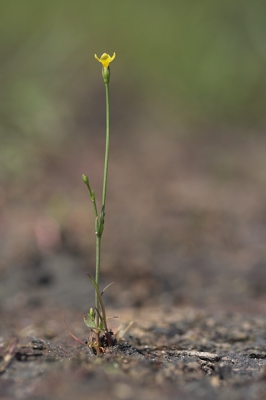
[1,130,266,399]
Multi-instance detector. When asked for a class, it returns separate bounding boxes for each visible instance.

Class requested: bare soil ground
[1,130,266,399]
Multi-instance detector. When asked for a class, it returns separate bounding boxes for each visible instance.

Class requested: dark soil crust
[1,307,266,400]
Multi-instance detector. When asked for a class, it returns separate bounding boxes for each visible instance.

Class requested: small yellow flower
[94,52,116,68]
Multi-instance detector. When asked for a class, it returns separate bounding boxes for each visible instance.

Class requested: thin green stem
[95,235,101,324]
[84,178,99,221]
[102,82,110,209]
[95,80,110,327]
[91,195,99,222]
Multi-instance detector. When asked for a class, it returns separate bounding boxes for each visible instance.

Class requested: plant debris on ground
[1,307,266,400]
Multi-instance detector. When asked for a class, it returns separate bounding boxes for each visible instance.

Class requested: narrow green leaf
[87,274,108,331]
[83,314,96,329]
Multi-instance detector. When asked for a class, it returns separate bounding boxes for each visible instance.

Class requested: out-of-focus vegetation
[1,0,266,179]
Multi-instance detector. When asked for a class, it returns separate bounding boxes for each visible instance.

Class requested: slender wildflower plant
[83,52,116,352]
[65,53,116,354]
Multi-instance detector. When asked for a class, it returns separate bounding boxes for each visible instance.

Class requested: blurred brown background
[1,1,266,314]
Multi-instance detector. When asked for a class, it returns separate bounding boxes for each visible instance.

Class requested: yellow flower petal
[94,52,116,68]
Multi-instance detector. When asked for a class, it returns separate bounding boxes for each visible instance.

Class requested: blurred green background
[1,0,266,180]
[1,1,266,310]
